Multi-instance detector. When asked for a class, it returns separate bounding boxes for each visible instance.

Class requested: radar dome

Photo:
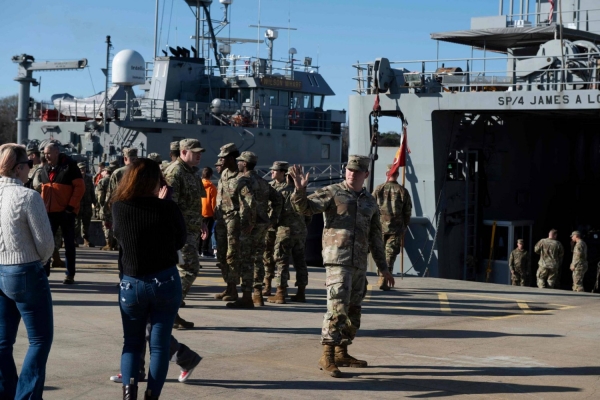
[112,50,145,86]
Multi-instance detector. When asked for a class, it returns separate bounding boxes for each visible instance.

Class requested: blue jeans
[0,261,54,400]
[119,266,181,395]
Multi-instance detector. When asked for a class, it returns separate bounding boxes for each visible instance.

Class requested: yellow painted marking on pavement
[438,293,451,313]
[517,301,534,314]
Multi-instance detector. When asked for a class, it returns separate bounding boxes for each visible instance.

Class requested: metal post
[200,3,204,59]
[519,0,524,19]
[104,35,111,134]
[509,0,514,22]
[154,0,159,59]
[525,0,530,21]
[499,0,504,15]
[15,72,33,144]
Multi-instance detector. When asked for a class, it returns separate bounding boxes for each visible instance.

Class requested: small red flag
[548,0,554,22]
[387,125,410,181]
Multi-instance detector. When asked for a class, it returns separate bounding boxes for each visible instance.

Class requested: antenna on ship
[249,24,297,75]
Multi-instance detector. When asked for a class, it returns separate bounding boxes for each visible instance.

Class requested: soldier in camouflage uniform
[147,152,161,163]
[534,229,564,289]
[235,152,282,307]
[509,239,530,286]
[96,164,116,250]
[164,139,207,329]
[290,156,395,378]
[75,162,97,247]
[570,231,588,292]
[213,143,256,308]
[372,164,412,291]
[25,145,42,189]
[107,148,138,205]
[212,159,228,284]
[265,161,310,304]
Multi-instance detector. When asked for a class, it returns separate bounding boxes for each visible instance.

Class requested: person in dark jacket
[111,158,187,400]
[39,143,85,283]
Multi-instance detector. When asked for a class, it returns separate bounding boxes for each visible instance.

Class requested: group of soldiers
[508,229,588,292]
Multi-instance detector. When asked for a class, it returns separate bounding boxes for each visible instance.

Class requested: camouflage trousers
[572,263,588,292]
[177,231,202,300]
[75,205,93,241]
[214,219,228,281]
[536,266,558,289]
[511,267,529,286]
[273,227,308,288]
[251,223,269,289]
[101,220,115,248]
[321,265,366,346]
[379,234,401,276]
[262,229,277,281]
[222,217,253,290]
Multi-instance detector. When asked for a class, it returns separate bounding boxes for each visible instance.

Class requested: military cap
[123,147,138,158]
[346,155,371,172]
[215,159,224,166]
[170,141,180,151]
[571,231,581,237]
[517,239,524,244]
[180,138,205,153]
[77,162,87,169]
[104,164,116,173]
[269,161,289,171]
[147,152,162,163]
[109,160,120,169]
[218,143,239,157]
[236,151,258,164]
[26,144,39,155]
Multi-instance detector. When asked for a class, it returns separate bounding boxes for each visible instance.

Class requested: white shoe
[109,373,122,383]
[178,368,195,383]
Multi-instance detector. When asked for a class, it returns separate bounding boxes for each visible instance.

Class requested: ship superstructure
[350,0,600,289]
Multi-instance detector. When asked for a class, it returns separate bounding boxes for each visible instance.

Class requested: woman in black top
[111,158,186,400]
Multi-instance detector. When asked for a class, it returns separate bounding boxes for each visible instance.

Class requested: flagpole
[400,126,407,280]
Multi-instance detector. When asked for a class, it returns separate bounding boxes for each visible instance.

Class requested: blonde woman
[0,143,54,400]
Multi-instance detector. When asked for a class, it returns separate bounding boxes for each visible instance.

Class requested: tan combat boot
[221,283,239,302]
[334,344,368,368]
[214,286,228,300]
[252,288,265,307]
[289,285,306,302]
[226,290,254,309]
[267,286,287,304]
[262,277,272,296]
[377,275,391,291]
[101,244,111,251]
[51,249,65,269]
[173,313,194,330]
[318,345,341,377]
[83,239,95,248]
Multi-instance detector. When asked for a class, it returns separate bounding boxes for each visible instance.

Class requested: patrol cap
[236,151,258,164]
[26,145,39,155]
[109,160,120,169]
[517,239,524,244]
[123,147,138,158]
[346,155,371,172]
[180,138,205,153]
[170,141,180,151]
[77,162,87,169]
[269,161,289,171]
[218,143,239,157]
[147,152,161,163]
[571,231,581,237]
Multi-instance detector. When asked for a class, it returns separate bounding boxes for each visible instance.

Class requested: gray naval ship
[351,0,600,290]
[13,0,346,177]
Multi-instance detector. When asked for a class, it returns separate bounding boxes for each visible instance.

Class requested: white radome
[112,50,145,86]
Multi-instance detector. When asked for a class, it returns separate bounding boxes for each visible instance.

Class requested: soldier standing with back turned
[570,231,588,292]
[290,156,395,378]
[534,229,564,289]
[509,239,530,286]
[372,164,412,291]
[164,139,207,329]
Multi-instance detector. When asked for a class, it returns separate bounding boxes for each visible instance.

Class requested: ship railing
[145,61,154,84]
[353,51,600,94]
[207,55,319,79]
[502,7,600,32]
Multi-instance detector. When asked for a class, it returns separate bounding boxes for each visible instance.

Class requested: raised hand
[289,165,310,189]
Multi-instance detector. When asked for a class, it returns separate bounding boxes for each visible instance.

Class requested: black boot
[123,383,138,400]
[144,389,159,400]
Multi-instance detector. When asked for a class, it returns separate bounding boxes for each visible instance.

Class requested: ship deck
[17,248,600,399]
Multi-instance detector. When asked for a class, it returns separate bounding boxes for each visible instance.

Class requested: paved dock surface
[12,248,600,399]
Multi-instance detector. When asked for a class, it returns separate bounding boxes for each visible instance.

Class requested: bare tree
[0,94,18,144]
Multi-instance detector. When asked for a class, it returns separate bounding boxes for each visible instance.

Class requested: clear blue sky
[0,0,506,132]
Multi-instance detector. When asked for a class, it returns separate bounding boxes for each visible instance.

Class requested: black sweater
[112,197,187,277]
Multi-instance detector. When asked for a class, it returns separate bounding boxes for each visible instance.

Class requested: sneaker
[63,276,75,284]
[178,368,195,383]
[109,372,146,383]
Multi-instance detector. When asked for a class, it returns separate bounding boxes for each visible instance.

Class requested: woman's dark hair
[111,158,161,203]
[202,167,213,179]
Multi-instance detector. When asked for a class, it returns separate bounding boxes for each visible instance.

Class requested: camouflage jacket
[80,174,96,208]
[372,181,412,234]
[509,249,530,272]
[28,164,44,192]
[571,240,588,268]
[106,166,126,204]
[534,238,564,269]
[95,176,111,221]
[272,180,308,237]
[216,168,255,227]
[291,182,388,273]
[164,158,206,232]
[245,171,282,226]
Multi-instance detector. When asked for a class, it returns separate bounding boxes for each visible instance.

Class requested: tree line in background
[0,94,18,144]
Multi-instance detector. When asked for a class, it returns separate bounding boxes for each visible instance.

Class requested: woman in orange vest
[200,167,217,257]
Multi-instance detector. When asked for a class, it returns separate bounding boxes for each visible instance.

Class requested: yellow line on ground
[517,301,534,314]
[437,293,451,313]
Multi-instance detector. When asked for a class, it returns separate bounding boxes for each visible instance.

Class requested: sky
[0,0,510,132]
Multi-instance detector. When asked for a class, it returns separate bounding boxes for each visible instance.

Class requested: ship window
[303,94,312,109]
[291,92,302,109]
[307,75,315,86]
[241,89,251,104]
[266,89,278,106]
[321,144,330,159]
[279,91,289,107]
[313,95,324,109]
[313,75,320,87]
